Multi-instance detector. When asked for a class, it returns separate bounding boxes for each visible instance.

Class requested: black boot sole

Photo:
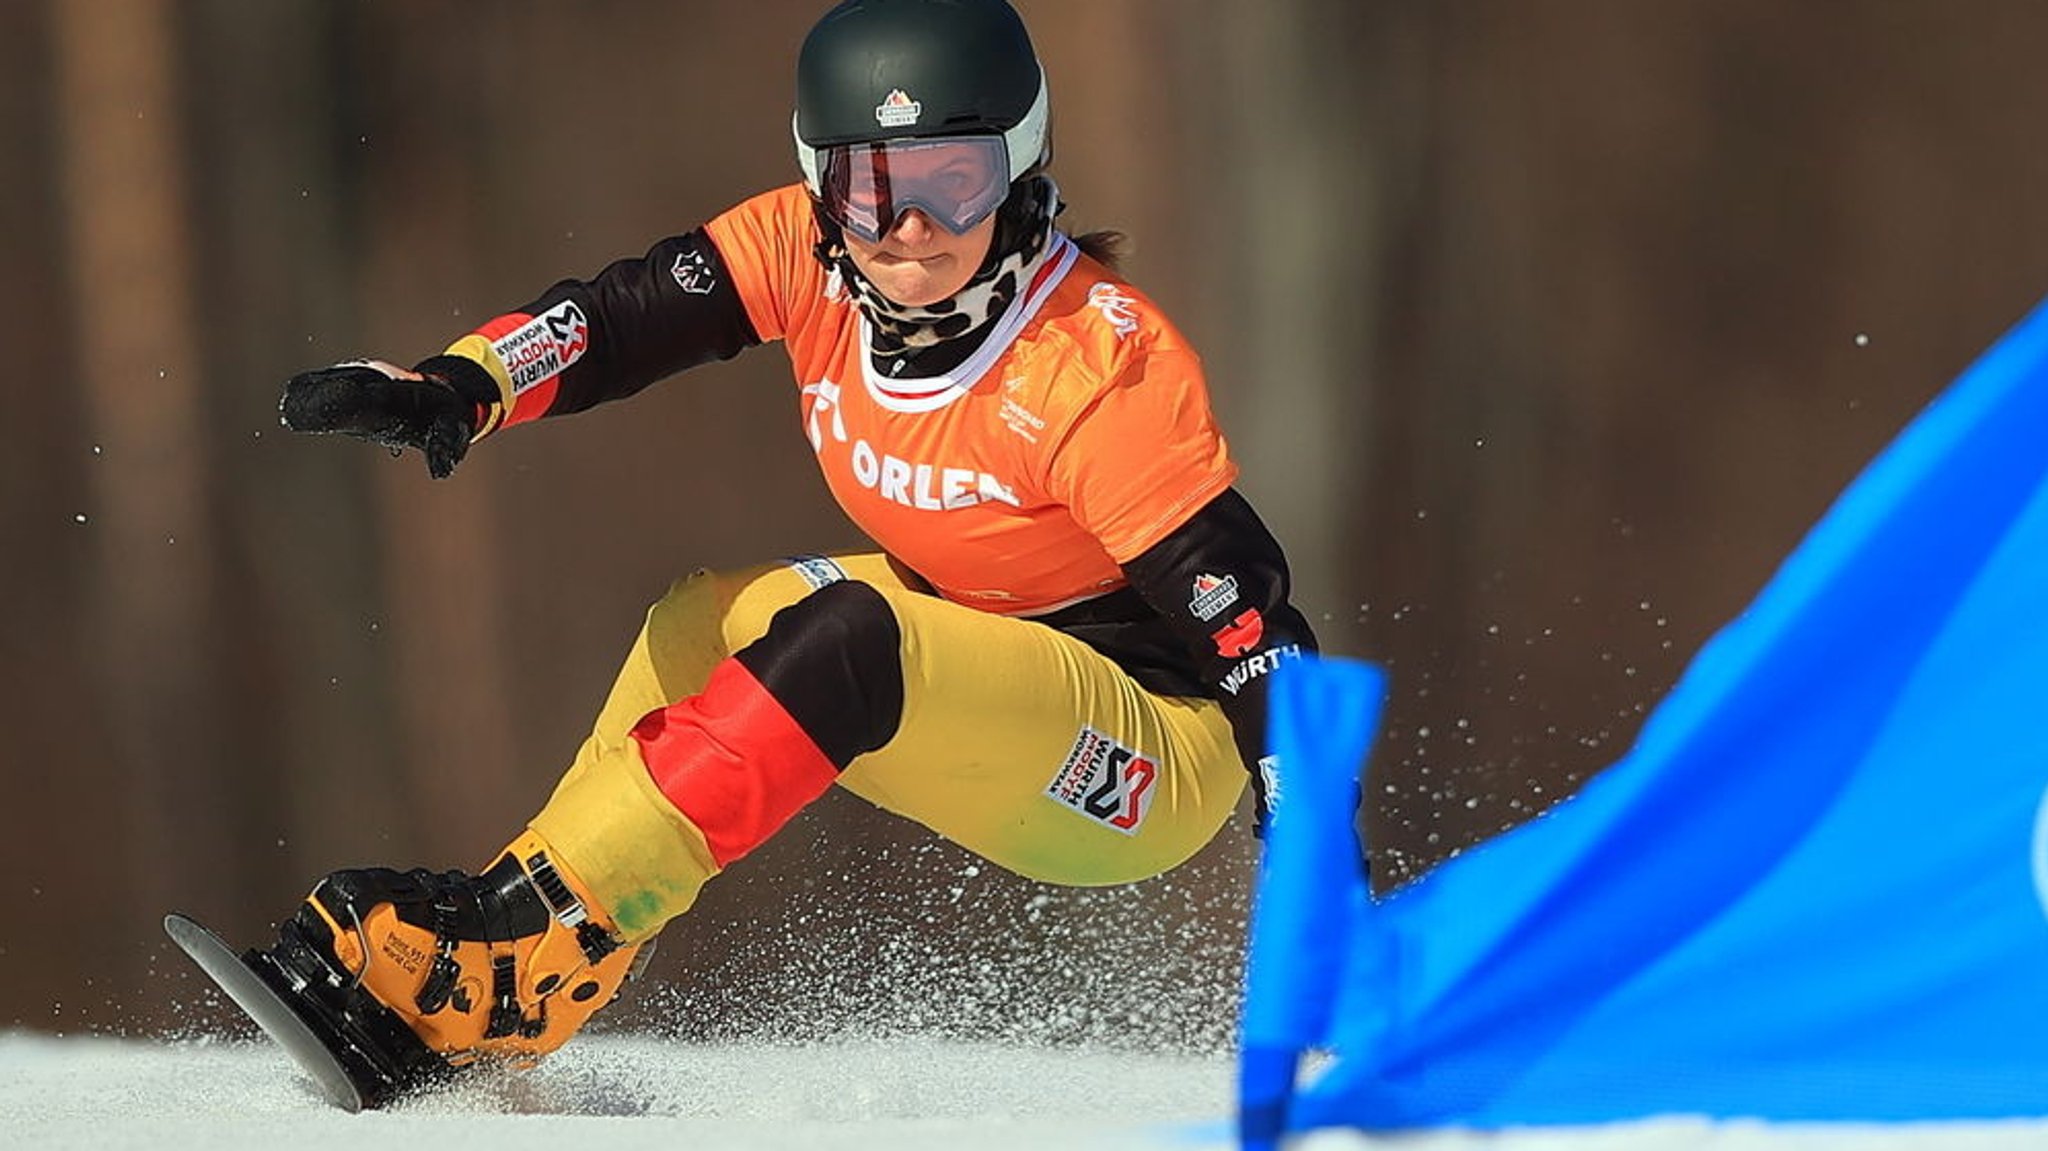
[164,912,450,1111]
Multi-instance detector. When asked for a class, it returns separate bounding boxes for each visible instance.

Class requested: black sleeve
[491,228,761,418]
[1120,487,1318,821]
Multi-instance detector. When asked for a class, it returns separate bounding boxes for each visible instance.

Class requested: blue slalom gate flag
[1238,658,1385,1150]
[1241,294,2048,1142]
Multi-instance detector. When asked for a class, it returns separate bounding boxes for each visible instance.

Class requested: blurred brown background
[4,0,2047,1043]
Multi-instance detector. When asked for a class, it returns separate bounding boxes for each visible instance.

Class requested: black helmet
[793,0,1050,199]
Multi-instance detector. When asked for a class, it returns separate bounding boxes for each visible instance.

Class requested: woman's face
[843,207,997,308]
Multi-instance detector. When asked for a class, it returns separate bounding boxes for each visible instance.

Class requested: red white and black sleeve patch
[442,228,759,430]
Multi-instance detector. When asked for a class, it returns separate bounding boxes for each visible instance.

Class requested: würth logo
[491,300,589,395]
[1045,726,1158,835]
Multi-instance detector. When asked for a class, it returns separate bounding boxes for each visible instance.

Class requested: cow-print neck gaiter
[816,175,1062,379]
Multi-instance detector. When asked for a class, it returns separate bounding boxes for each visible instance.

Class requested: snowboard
[164,913,382,1111]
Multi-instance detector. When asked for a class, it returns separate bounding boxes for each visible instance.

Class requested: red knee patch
[631,661,839,866]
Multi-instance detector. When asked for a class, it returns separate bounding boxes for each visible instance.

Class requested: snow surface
[7,1031,2048,1151]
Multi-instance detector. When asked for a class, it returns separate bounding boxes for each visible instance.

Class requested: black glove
[280,356,496,479]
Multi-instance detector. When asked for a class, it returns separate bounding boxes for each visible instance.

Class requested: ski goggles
[818,135,1011,244]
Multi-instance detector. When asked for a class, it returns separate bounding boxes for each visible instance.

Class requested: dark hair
[1073,228,1127,271]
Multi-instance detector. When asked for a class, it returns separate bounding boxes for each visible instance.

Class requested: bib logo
[801,376,1021,511]
[1087,282,1140,339]
[803,378,847,450]
[846,440,1019,510]
[1046,727,1158,835]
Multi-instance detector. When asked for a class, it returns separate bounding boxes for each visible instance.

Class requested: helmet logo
[875,88,923,129]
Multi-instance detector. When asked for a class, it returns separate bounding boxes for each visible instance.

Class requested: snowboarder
[226,0,1318,1106]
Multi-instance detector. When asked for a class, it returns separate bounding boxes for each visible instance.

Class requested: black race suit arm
[1120,487,1319,822]
[436,229,761,432]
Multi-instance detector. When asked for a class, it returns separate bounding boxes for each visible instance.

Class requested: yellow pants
[546,554,1245,923]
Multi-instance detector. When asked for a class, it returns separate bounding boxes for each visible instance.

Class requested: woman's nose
[887,208,934,243]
